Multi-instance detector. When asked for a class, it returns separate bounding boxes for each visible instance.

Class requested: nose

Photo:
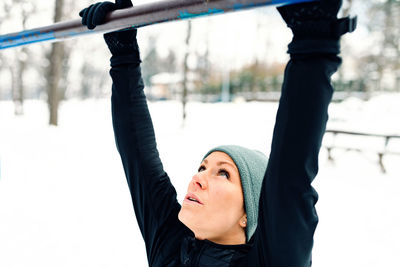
[191,172,208,190]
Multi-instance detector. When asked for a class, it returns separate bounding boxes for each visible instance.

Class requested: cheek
[210,183,243,214]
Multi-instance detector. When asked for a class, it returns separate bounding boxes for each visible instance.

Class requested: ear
[239,214,247,228]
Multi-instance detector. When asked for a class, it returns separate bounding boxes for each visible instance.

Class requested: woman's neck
[205,228,246,245]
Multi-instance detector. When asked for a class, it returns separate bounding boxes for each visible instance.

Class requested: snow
[0,94,399,267]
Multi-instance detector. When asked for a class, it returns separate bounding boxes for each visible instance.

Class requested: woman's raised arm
[110,54,186,264]
[79,1,187,265]
[246,1,356,266]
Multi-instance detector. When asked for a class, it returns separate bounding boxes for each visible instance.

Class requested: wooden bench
[324,129,400,173]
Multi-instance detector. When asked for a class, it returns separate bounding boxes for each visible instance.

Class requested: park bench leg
[378,153,386,173]
[327,147,334,161]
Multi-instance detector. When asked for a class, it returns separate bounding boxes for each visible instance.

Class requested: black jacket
[109,38,342,266]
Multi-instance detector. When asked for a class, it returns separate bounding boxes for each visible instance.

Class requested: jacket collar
[180,235,251,266]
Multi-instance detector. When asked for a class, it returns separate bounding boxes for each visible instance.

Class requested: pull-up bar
[0,0,316,50]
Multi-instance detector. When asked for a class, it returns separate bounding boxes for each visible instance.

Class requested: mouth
[184,193,203,205]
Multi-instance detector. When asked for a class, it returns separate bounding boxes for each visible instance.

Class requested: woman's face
[178,151,247,245]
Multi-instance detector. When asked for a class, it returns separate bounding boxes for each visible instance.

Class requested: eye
[198,165,206,172]
[218,169,230,179]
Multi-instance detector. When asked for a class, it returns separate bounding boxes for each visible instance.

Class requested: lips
[185,193,203,205]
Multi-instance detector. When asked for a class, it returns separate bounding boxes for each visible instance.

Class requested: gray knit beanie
[202,145,268,243]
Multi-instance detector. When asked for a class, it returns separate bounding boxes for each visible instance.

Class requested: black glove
[277,0,357,40]
[79,0,132,30]
[79,0,139,59]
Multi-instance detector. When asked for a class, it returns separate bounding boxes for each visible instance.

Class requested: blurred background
[0,0,399,266]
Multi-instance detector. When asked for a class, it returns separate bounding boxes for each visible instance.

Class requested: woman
[79,0,356,265]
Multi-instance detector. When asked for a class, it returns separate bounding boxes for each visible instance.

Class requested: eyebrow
[202,159,237,169]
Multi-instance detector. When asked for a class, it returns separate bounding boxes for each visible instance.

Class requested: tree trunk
[182,21,192,123]
[10,65,17,109]
[14,47,28,115]
[47,0,65,126]
[12,3,33,116]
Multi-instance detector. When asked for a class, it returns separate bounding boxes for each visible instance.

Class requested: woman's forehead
[205,151,230,161]
[204,152,238,169]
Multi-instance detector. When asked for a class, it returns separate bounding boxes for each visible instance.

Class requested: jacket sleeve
[109,58,186,264]
[247,40,342,266]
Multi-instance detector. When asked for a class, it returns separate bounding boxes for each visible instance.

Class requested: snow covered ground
[0,94,399,267]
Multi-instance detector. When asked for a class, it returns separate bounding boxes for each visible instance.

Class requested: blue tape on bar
[178,8,225,20]
[0,30,55,49]
[233,0,317,11]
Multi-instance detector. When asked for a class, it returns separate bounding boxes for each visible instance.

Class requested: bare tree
[0,0,36,115]
[182,20,192,123]
[0,1,35,113]
[46,0,65,126]
[12,2,35,115]
[362,0,400,92]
